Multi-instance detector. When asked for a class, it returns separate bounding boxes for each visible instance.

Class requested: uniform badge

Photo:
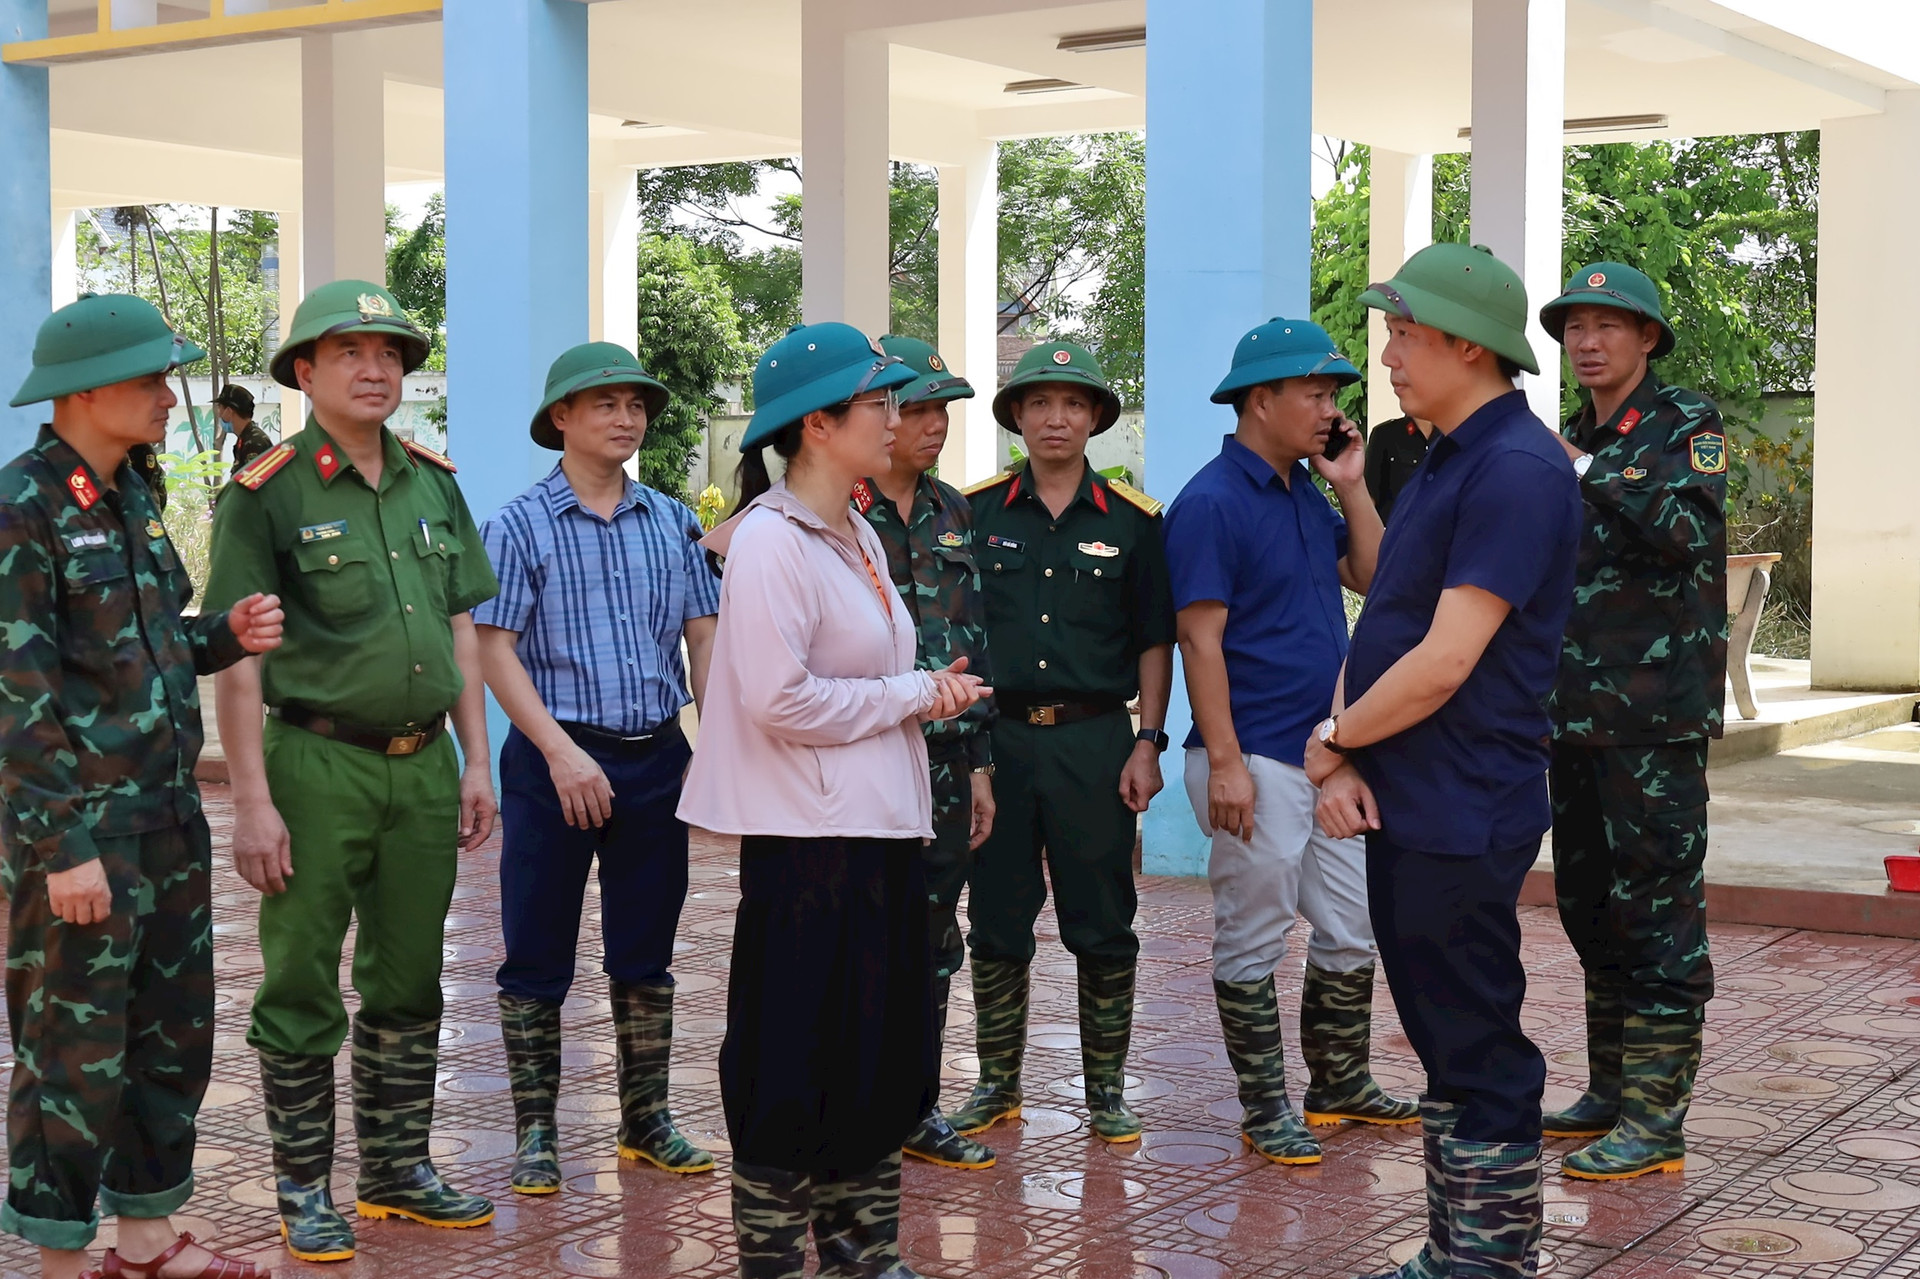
[145,519,166,540]
[985,534,1024,552]
[1077,541,1120,558]
[850,479,876,515]
[315,446,343,481]
[299,520,348,544]
[64,529,110,551]
[1689,432,1727,474]
[927,355,944,372]
[1052,349,1073,365]
[357,292,395,321]
[937,530,964,548]
[1621,467,1648,481]
[67,468,100,511]
[1615,408,1641,436]
[1587,271,1607,287]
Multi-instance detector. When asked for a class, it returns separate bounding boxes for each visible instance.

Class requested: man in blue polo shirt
[1165,318,1415,1170]
[1302,246,1580,1279]
[475,343,721,1195]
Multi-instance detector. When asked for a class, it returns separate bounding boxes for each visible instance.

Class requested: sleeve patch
[1689,432,1727,474]
[233,442,297,490]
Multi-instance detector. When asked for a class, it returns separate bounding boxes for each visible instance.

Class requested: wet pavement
[7,783,1919,1278]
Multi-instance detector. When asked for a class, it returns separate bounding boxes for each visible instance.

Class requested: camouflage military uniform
[127,442,167,512]
[229,420,275,479]
[0,426,246,1249]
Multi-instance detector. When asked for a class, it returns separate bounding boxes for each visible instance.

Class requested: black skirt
[719,835,934,1176]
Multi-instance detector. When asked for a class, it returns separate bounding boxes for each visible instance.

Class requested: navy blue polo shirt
[1164,435,1350,765]
[1346,391,1581,856]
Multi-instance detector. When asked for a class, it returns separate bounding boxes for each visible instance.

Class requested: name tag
[64,530,110,551]
[986,535,1024,552]
[299,520,348,544]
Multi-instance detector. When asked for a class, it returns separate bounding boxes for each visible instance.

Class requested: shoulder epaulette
[962,470,1015,498]
[403,439,458,473]
[234,442,297,491]
[1105,478,1164,517]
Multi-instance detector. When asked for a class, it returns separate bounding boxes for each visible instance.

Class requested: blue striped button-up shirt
[474,465,720,735]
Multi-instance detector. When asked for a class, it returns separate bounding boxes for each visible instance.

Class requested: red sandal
[99,1232,271,1279]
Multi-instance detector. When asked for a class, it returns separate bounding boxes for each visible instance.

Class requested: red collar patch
[1090,480,1109,514]
[851,479,876,515]
[315,445,343,482]
[1004,473,1021,507]
[68,467,100,511]
[1615,408,1642,436]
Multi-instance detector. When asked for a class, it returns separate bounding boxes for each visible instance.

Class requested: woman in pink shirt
[679,323,987,1279]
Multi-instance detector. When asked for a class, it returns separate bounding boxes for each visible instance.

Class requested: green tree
[634,234,753,500]
[387,192,448,370]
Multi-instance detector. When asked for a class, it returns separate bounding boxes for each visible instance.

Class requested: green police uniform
[1538,263,1728,1182]
[951,342,1175,1148]
[857,334,998,1171]
[0,298,249,1253]
[202,280,497,1260]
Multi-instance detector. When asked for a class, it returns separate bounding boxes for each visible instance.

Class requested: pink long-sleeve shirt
[677,481,938,839]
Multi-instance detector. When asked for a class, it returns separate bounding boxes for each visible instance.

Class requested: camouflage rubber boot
[350,1015,496,1228]
[948,958,1029,1136]
[731,1162,812,1279]
[1439,1136,1542,1279]
[258,1049,357,1262]
[1300,962,1420,1127]
[498,993,563,1194]
[1359,1097,1461,1279]
[612,978,717,1173]
[1213,977,1321,1165]
[811,1151,923,1278]
[1542,974,1624,1139]
[1561,1007,1700,1180]
[902,976,996,1170]
[1079,957,1144,1143]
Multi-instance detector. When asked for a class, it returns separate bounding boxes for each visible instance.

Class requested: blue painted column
[444,0,587,525]
[1140,0,1313,876]
[0,0,51,460]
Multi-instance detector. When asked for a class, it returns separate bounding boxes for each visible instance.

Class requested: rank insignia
[68,467,100,510]
[1621,467,1648,481]
[1077,540,1120,558]
[937,530,964,548]
[315,446,343,481]
[1616,408,1642,436]
[850,479,876,514]
[985,534,1024,552]
[1689,431,1727,474]
[146,519,166,540]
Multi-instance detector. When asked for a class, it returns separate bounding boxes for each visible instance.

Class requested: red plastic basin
[1889,855,1920,893]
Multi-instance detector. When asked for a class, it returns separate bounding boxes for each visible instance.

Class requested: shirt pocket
[934,545,980,592]
[1065,544,1129,624]
[62,551,138,652]
[293,537,376,622]
[410,520,464,617]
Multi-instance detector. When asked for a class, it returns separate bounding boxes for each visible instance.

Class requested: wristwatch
[1316,716,1349,755]
[971,764,996,778]
[1135,727,1171,753]
[1572,453,1595,478]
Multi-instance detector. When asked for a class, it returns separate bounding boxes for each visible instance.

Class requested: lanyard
[859,547,893,619]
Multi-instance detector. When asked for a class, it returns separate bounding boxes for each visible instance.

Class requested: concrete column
[444,0,588,523]
[1367,149,1432,427]
[589,168,639,354]
[1140,0,1314,875]
[1470,0,1564,425]
[800,2,890,335]
[936,140,999,485]
[51,209,79,309]
[273,209,305,429]
[0,0,52,456]
[1810,92,1920,689]
[301,31,387,287]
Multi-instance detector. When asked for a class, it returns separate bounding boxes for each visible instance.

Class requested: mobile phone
[1322,421,1353,462]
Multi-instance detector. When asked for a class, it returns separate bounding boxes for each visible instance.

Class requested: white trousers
[1184,748,1378,983]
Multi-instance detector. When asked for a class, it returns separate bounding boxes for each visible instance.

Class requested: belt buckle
[386,732,426,756]
[1027,705,1057,726]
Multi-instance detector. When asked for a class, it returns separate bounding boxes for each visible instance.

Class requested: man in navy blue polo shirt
[1302,246,1580,1279]
[475,343,722,1195]
[1165,318,1416,1170]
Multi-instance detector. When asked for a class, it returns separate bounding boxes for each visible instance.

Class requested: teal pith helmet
[879,335,975,405]
[742,323,916,452]
[992,341,1123,435]
[1211,318,1360,405]
[1539,261,1676,359]
[530,342,672,449]
[269,279,430,389]
[10,294,206,407]
[1359,243,1541,375]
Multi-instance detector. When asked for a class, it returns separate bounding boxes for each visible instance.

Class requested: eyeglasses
[848,389,899,418]
[1368,282,1417,322]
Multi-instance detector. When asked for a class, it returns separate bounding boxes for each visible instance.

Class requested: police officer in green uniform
[952,341,1176,1145]
[855,335,998,1171]
[1,295,282,1279]
[205,280,500,1263]
[1537,262,1726,1181]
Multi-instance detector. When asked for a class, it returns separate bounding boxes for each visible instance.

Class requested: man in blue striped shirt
[474,343,721,1195]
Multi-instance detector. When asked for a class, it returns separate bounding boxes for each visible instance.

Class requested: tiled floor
[7,785,1919,1278]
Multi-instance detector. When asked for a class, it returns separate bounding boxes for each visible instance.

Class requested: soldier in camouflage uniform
[0,295,283,1279]
[215,385,276,481]
[857,335,998,1171]
[1538,263,1726,1181]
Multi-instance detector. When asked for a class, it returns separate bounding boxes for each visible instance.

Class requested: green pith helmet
[1539,261,1676,359]
[879,335,975,405]
[1359,243,1541,376]
[269,279,430,389]
[530,342,672,450]
[1211,317,1360,405]
[992,340,1123,435]
[9,294,206,407]
[742,323,918,452]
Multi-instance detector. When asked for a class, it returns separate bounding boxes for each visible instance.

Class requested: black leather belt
[993,693,1128,728]
[273,704,446,756]
[558,720,680,756]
